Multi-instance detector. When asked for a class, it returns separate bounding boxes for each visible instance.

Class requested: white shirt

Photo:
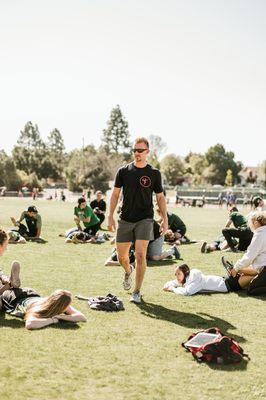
[164,268,228,296]
[234,225,266,272]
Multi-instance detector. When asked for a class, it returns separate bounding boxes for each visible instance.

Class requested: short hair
[75,232,86,241]
[28,206,38,213]
[253,196,263,208]
[229,206,238,213]
[78,197,86,206]
[134,137,149,149]
[0,229,8,245]
[250,211,266,227]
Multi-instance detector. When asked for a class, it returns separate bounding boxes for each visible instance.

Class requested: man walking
[108,137,168,303]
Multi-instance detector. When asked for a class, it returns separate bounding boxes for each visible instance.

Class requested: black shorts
[224,274,242,292]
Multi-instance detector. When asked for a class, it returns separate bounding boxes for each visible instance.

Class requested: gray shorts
[147,235,164,257]
[116,218,154,243]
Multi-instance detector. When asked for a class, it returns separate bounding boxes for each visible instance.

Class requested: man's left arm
[155,192,168,235]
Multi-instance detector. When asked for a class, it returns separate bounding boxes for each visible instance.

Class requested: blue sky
[0,0,265,165]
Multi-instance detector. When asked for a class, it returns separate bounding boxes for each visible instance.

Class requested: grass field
[0,198,265,400]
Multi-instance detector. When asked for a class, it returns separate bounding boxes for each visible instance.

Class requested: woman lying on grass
[163,261,254,296]
[0,229,87,329]
[163,264,230,296]
[1,285,87,330]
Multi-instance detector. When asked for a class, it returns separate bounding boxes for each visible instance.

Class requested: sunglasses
[132,148,148,153]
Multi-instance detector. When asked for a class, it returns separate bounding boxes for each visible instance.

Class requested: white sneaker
[123,265,134,291]
[130,291,141,304]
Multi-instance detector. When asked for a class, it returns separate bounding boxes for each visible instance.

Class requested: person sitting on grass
[74,197,100,237]
[222,207,253,252]
[0,229,22,297]
[90,190,107,228]
[10,206,44,242]
[222,211,266,296]
[146,221,181,261]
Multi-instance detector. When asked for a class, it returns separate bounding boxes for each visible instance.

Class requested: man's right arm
[107,187,121,232]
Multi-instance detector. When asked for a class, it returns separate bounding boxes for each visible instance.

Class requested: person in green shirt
[74,197,100,236]
[222,207,253,252]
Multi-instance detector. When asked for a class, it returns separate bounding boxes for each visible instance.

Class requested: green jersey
[74,205,100,228]
[230,212,247,228]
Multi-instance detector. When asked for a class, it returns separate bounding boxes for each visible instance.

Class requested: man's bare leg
[116,242,132,274]
[133,240,149,293]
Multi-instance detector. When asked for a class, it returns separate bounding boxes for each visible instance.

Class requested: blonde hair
[249,211,266,227]
[134,137,149,149]
[25,289,72,320]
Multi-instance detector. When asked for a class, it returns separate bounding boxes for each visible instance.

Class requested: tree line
[0,105,265,192]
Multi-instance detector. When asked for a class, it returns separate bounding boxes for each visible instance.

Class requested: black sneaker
[221,256,234,275]
[171,245,181,260]
[200,241,207,253]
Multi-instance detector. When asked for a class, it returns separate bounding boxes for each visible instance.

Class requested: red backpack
[182,327,249,364]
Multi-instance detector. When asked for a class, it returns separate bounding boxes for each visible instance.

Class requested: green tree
[205,144,242,185]
[102,105,131,153]
[12,121,46,178]
[0,150,22,190]
[41,128,66,180]
[160,154,185,186]
[185,152,208,186]
[225,169,233,186]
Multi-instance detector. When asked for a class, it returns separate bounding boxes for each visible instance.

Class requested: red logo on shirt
[140,176,151,187]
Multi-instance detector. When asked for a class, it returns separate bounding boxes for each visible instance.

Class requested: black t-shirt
[90,199,106,212]
[114,162,163,222]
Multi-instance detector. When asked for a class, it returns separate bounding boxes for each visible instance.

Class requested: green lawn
[0,198,265,400]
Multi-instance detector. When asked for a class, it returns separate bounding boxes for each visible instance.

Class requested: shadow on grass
[137,301,246,343]
[0,312,25,328]
[236,291,266,302]
[204,358,249,371]
[147,260,178,267]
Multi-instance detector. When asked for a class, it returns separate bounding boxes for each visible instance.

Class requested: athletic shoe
[10,262,21,288]
[129,291,141,304]
[123,265,134,291]
[221,256,234,275]
[201,241,207,253]
[171,245,181,260]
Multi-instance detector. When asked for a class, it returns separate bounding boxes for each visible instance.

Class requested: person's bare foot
[10,262,21,288]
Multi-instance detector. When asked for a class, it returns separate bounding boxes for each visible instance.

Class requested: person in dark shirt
[222,207,253,252]
[10,206,42,239]
[107,137,168,304]
[90,191,107,228]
